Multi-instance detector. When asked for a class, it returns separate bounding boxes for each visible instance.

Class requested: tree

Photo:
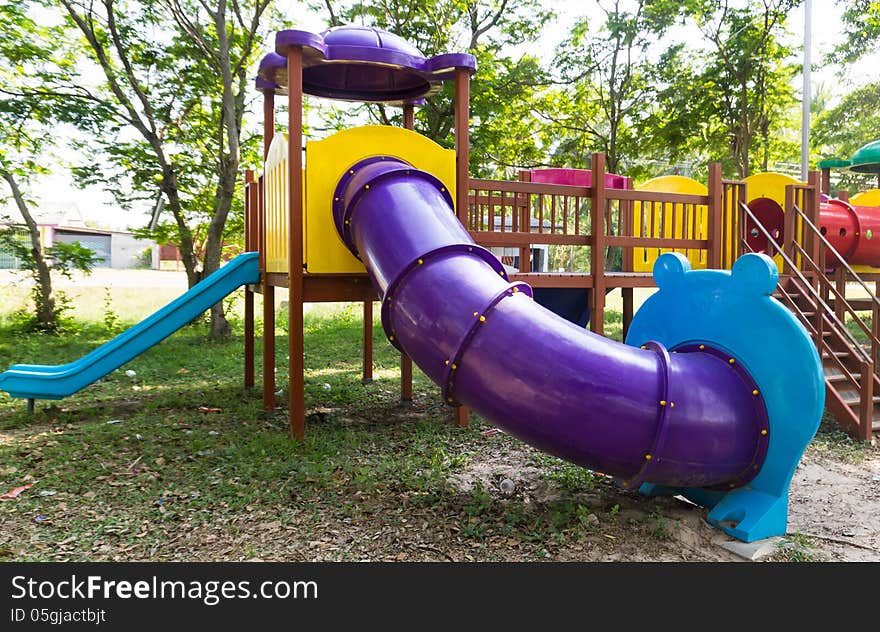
[50,0,273,337]
[0,1,101,330]
[539,0,677,177]
[316,0,553,176]
[830,0,880,64]
[681,0,800,177]
[812,82,880,193]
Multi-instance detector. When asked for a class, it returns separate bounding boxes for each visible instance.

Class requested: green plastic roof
[849,140,880,174]
[817,158,850,169]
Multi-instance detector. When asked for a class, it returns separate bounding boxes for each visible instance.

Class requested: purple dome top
[258,25,476,105]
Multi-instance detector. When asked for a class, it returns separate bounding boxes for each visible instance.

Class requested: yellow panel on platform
[632,176,707,272]
[742,172,801,206]
[263,134,307,274]
[850,189,880,207]
[304,125,456,274]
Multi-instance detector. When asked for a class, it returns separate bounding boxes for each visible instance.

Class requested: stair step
[839,391,880,406]
[823,350,851,360]
[827,372,861,384]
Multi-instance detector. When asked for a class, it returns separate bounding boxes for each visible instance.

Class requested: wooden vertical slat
[590,153,606,336]
[287,46,305,440]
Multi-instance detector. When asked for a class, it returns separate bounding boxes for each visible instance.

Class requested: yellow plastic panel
[743,172,802,207]
[305,125,456,274]
[849,189,880,206]
[263,134,305,274]
[632,176,708,272]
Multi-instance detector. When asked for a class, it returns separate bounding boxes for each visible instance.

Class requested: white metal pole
[801,0,812,181]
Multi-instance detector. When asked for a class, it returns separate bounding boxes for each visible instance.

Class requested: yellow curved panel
[264,133,306,274]
[849,189,880,207]
[742,172,802,206]
[633,176,707,272]
[305,125,456,273]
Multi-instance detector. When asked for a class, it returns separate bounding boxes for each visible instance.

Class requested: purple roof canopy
[257,25,476,105]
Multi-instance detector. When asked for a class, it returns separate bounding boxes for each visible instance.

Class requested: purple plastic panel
[262,25,476,104]
[335,157,767,488]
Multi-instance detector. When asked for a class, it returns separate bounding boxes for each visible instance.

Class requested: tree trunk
[2,171,56,329]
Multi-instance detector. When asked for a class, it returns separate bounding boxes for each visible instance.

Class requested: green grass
[0,284,873,562]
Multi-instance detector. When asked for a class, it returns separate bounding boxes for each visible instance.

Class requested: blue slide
[0,252,260,402]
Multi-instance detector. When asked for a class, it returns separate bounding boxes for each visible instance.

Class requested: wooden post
[401,354,413,405]
[262,89,276,412]
[859,360,873,441]
[835,266,846,323]
[400,103,416,406]
[820,167,831,195]
[517,171,532,271]
[873,300,879,372]
[244,169,256,388]
[590,153,606,336]
[362,301,373,384]
[621,176,634,338]
[808,172,822,294]
[707,163,723,269]
[453,67,470,428]
[784,185,797,274]
[287,46,305,440]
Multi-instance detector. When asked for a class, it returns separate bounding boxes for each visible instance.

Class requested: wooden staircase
[738,197,879,441]
[774,274,879,440]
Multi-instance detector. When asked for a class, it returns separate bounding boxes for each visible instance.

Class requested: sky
[3,1,859,232]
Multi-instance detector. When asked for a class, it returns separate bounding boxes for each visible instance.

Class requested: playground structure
[243,25,829,543]
[11,24,880,541]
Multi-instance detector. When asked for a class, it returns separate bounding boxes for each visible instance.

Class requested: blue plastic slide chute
[0,252,260,403]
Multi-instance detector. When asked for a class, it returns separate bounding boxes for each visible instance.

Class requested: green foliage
[830,0,880,64]
[645,0,801,178]
[0,226,100,332]
[812,82,880,194]
[318,0,553,177]
[543,0,674,177]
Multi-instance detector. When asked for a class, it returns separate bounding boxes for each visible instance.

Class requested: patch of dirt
[786,452,880,561]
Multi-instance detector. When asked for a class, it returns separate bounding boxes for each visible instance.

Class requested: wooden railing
[789,203,880,375]
[739,200,876,439]
[467,155,716,276]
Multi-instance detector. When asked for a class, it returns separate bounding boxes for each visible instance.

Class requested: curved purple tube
[334,158,767,488]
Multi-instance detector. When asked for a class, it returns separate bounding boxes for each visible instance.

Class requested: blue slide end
[0,252,260,402]
[627,253,825,542]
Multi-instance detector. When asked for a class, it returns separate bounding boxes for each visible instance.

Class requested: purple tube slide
[334,158,767,489]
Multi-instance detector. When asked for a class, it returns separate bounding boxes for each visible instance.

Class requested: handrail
[738,202,871,364]
[740,235,863,392]
[790,203,880,311]
[789,240,880,351]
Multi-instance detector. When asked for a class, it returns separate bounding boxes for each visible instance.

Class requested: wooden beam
[707,162,723,269]
[244,170,255,389]
[262,91,275,411]
[453,67,470,429]
[287,46,305,440]
[590,153,606,335]
[362,301,373,384]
